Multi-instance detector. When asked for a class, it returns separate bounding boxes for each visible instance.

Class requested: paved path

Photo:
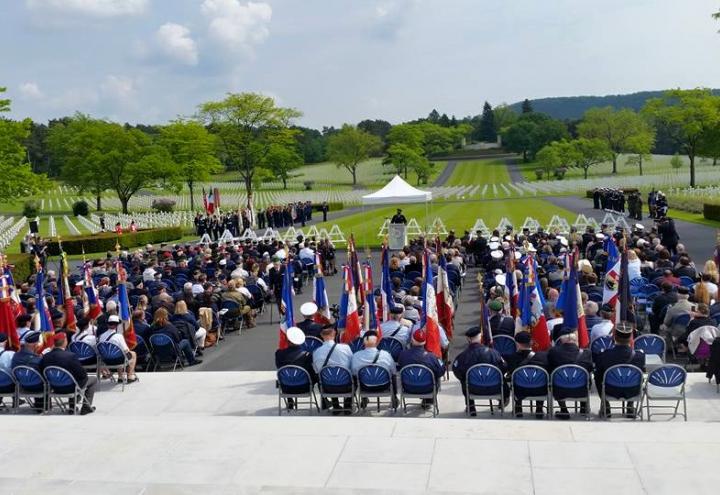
[432,160,457,186]
[506,157,527,183]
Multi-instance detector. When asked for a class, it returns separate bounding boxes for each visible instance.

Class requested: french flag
[116,260,137,351]
[421,249,442,358]
[559,251,589,348]
[363,263,381,338]
[312,253,331,321]
[207,189,215,214]
[602,237,621,309]
[378,244,393,323]
[0,275,20,351]
[59,253,77,333]
[277,262,295,350]
[339,265,361,343]
[505,247,520,319]
[83,262,102,320]
[34,263,55,349]
[3,265,24,317]
[520,257,550,351]
[436,253,454,339]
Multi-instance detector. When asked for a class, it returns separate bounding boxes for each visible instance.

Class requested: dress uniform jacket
[594,344,645,399]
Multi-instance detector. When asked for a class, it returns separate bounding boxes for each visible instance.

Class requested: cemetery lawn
[445,159,511,186]
[308,198,577,247]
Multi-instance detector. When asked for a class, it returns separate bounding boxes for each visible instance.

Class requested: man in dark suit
[297,302,323,339]
[650,282,678,333]
[488,300,515,337]
[398,329,445,409]
[546,327,593,419]
[594,322,645,418]
[275,327,317,409]
[506,331,548,418]
[40,331,96,415]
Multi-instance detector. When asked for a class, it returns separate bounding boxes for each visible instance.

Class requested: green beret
[488,300,503,312]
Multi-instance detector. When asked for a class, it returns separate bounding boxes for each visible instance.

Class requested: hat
[490,250,503,260]
[219,259,227,266]
[488,242,500,250]
[494,273,506,286]
[488,300,503,312]
[465,326,481,338]
[490,236,500,242]
[412,329,427,344]
[515,331,531,345]
[615,322,634,336]
[22,330,40,344]
[558,237,568,247]
[557,326,577,337]
[677,286,689,295]
[300,302,318,316]
[363,329,379,339]
[108,315,121,324]
[286,326,305,345]
[390,305,404,315]
[635,223,644,230]
[595,233,605,240]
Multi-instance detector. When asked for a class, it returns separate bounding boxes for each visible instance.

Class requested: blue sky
[2,0,720,128]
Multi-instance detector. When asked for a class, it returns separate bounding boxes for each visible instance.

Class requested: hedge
[703,203,720,221]
[312,202,343,212]
[5,254,34,284]
[46,227,184,255]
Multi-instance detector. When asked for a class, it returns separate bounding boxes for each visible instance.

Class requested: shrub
[670,153,683,169]
[72,200,89,217]
[22,200,39,218]
[45,226,183,255]
[5,254,34,284]
[535,168,544,180]
[703,203,720,221]
[311,202,343,212]
[152,198,176,212]
[303,180,315,191]
[554,167,567,180]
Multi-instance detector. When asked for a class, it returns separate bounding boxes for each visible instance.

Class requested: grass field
[307,198,577,247]
[444,160,511,186]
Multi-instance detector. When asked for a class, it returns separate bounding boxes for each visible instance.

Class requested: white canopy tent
[361,174,432,205]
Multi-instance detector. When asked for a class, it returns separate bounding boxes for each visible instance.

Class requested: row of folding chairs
[277,363,442,417]
[0,365,91,415]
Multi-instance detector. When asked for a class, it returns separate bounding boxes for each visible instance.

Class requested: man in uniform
[488,299,515,337]
[391,209,407,224]
[379,305,411,345]
[506,331,548,418]
[11,330,43,411]
[546,327,593,419]
[297,302,323,339]
[312,326,353,414]
[594,322,645,418]
[275,327,317,410]
[452,326,508,416]
[351,330,397,408]
[397,329,445,409]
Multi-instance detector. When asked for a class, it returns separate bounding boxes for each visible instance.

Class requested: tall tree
[504,113,569,161]
[478,101,497,142]
[577,107,652,174]
[624,124,656,176]
[198,93,301,195]
[263,129,304,189]
[383,143,429,182]
[158,119,222,211]
[427,109,440,123]
[325,124,381,185]
[521,99,533,114]
[570,138,613,179]
[357,119,392,141]
[643,88,720,187]
[0,87,10,112]
[493,104,518,136]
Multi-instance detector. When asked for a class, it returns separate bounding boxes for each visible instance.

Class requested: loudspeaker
[29,220,39,234]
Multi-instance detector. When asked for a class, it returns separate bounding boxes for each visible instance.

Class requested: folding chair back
[357,364,395,413]
[465,363,504,416]
[400,364,438,416]
[634,334,666,360]
[511,365,550,417]
[149,333,183,372]
[591,336,615,361]
[645,364,687,421]
[378,337,404,361]
[277,365,319,415]
[492,335,516,358]
[319,366,354,412]
[602,364,644,419]
[97,340,130,389]
[302,336,323,353]
[43,366,85,415]
[349,337,365,353]
[12,366,46,412]
[550,364,591,416]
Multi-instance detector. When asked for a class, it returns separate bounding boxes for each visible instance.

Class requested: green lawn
[304,198,577,247]
[290,158,446,188]
[444,160,511,186]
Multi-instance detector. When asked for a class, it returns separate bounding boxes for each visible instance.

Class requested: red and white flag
[339,265,361,343]
[436,253,454,339]
[421,249,442,358]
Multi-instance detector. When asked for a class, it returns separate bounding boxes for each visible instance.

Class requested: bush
[303,180,315,191]
[45,226,183,255]
[152,198,176,212]
[72,200,89,217]
[703,203,720,221]
[311,202,343,212]
[22,200,39,218]
[554,167,567,180]
[5,254,34,284]
[670,153,683,169]
[535,168,544,180]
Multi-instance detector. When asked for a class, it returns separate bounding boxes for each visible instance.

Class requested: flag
[202,187,208,214]
[421,249,442,358]
[278,261,295,349]
[34,261,55,348]
[59,250,77,333]
[520,257,550,351]
[3,264,24,318]
[558,251,589,348]
[602,237,621,309]
[616,240,634,325]
[312,253,330,320]
[379,243,393,322]
[116,259,137,350]
[505,246,520,319]
[363,263,380,338]
[347,235,364,303]
[247,192,256,228]
[339,265,361,343]
[478,280,493,346]
[436,252,454,339]
[83,262,102,320]
[213,187,221,210]
[207,189,215,214]
[0,274,19,351]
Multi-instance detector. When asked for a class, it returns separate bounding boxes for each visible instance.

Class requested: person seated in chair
[379,305,411,346]
[11,330,43,410]
[351,330,397,408]
[547,327,593,419]
[275,327,317,410]
[594,322,645,418]
[398,329,445,409]
[99,315,140,381]
[0,333,16,375]
[297,302,323,339]
[40,331,96,415]
[312,327,353,414]
[452,326,508,416]
[506,331,548,418]
[660,286,693,348]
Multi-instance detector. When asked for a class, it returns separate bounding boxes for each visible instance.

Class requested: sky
[2,0,720,129]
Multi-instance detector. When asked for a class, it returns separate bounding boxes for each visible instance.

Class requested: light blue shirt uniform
[380,320,411,346]
[312,340,353,373]
[351,347,396,376]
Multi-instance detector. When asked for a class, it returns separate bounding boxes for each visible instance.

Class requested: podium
[388,223,407,250]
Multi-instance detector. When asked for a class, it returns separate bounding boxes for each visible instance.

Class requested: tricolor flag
[602,237,621,309]
[207,189,215,214]
[34,261,55,348]
[363,263,380,338]
[312,253,330,321]
[379,244,393,323]
[116,259,137,350]
[520,257,550,351]
[3,264,25,318]
[505,246,520,319]
[347,235,364,303]
[339,265,361,343]
[59,250,77,333]
[436,252,454,339]
[558,251,589,348]
[213,187,221,210]
[421,249,442,358]
[0,272,20,351]
[278,261,295,350]
[83,262,102,320]
[616,240,634,326]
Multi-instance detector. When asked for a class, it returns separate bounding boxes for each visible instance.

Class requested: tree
[521,99,533,114]
[0,87,10,112]
[198,93,301,195]
[158,119,222,211]
[535,144,562,181]
[357,119,392,141]
[570,138,613,179]
[293,126,326,163]
[504,113,569,161]
[384,143,430,183]
[325,124,381,185]
[577,107,653,174]
[427,109,440,123]
[492,104,517,136]
[477,102,497,142]
[643,88,720,187]
[624,125,655,176]
[263,129,304,189]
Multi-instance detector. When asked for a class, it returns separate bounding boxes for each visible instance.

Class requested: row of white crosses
[76,215,102,234]
[63,215,82,236]
[48,216,56,237]
[376,217,448,237]
[0,217,26,250]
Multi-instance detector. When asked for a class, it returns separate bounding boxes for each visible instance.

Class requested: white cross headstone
[406,218,424,236]
[520,217,541,233]
[377,219,390,238]
[426,217,448,236]
[470,219,491,238]
[328,225,346,244]
[219,229,235,243]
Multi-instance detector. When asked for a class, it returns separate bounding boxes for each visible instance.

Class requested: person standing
[391,209,407,224]
[321,202,329,222]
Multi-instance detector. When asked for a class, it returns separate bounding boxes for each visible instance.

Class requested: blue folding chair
[378,337,404,362]
[246,284,266,314]
[679,276,695,288]
[97,341,129,390]
[12,366,47,413]
[277,365,319,415]
[399,364,439,417]
[319,366,355,414]
[630,277,649,296]
[465,364,505,416]
[550,364,591,418]
[303,336,323,353]
[43,366,89,415]
[643,364,687,421]
[601,364,644,420]
[349,337,365,353]
[0,369,17,412]
[149,333,184,372]
[591,335,615,362]
[219,300,242,337]
[357,365,395,413]
[492,335,516,359]
[634,334,666,361]
[511,365,551,418]
[69,341,99,378]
